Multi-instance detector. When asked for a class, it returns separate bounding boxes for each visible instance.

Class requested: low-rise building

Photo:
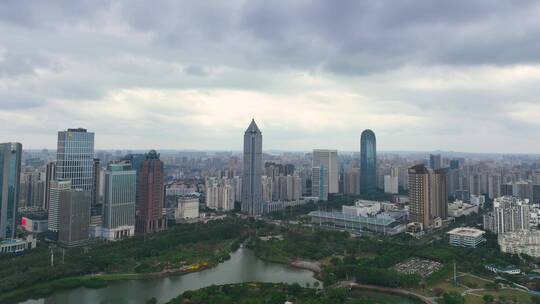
[498,230,540,258]
[0,235,37,254]
[175,196,199,221]
[21,213,48,233]
[308,210,406,235]
[447,227,486,248]
[448,200,479,218]
[485,264,521,275]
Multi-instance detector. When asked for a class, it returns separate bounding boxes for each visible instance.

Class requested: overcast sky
[1,1,540,153]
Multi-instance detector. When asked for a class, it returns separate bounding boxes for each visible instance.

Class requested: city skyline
[2,2,540,153]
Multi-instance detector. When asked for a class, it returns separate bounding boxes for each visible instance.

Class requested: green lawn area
[465,289,531,304]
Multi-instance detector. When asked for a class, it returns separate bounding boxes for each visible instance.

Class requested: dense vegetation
[167,282,421,304]
[0,218,249,300]
[253,220,525,289]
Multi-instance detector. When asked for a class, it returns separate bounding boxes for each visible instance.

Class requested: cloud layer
[1,1,540,153]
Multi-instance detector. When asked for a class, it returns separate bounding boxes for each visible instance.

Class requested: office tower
[48,180,72,232]
[56,128,95,192]
[136,150,167,234]
[312,149,338,195]
[102,161,136,240]
[92,158,101,206]
[429,154,442,170]
[449,159,460,170]
[490,196,530,234]
[360,129,377,194]
[0,143,22,239]
[312,166,328,201]
[469,173,481,196]
[408,164,448,229]
[241,119,263,216]
[123,153,145,202]
[43,162,56,210]
[58,189,91,247]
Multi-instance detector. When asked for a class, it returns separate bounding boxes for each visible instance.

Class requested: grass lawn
[464,288,531,304]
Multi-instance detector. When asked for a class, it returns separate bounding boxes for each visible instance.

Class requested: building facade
[136,150,167,234]
[360,130,377,194]
[56,128,95,193]
[241,120,263,216]
[103,161,136,240]
[408,164,448,229]
[0,142,22,239]
[58,189,91,247]
[43,161,56,211]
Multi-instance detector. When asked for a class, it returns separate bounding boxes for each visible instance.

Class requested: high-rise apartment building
[241,120,263,216]
[312,149,338,197]
[408,164,448,229]
[483,196,531,234]
[136,150,167,234]
[58,189,90,247]
[56,128,95,192]
[360,130,377,194]
[103,161,136,240]
[0,143,22,239]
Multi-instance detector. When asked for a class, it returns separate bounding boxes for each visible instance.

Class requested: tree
[482,294,494,303]
[443,291,465,304]
[531,295,540,304]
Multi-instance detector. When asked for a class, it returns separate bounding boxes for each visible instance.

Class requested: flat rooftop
[447,227,485,237]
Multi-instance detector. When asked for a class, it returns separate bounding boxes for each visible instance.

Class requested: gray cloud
[0,1,540,152]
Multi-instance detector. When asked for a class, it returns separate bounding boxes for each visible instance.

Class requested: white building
[384,175,399,194]
[448,200,479,218]
[470,195,486,207]
[447,227,486,248]
[0,235,36,254]
[483,196,531,234]
[102,162,136,241]
[175,196,199,220]
[205,177,235,211]
[342,200,382,217]
[498,230,540,258]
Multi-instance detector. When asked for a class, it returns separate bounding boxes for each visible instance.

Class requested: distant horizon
[20,147,540,157]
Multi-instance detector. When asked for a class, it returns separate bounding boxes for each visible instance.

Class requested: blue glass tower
[0,142,22,239]
[360,130,377,194]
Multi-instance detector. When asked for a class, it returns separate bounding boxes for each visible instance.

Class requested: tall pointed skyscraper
[360,129,377,194]
[242,119,263,216]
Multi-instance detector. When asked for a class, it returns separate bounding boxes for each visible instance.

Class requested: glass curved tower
[360,129,377,194]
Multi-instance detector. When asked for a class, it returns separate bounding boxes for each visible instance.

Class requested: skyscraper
[0,143,22,239]
[48,179,72,232]
[58,189,91,247]
[92,158,101,206]
[360,129,377,194]
[241,119,263,216]
[103,161,136,240]
[312,149,338,197]
[408,164,448,229]
[56,128,95,192]
[43,161,56,210]
[136,150,167,234]
[429,154,442,170]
